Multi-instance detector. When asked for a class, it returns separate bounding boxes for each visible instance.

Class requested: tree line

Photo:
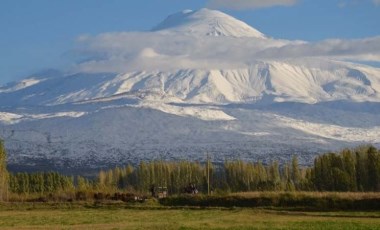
[0,139,380,200]
[87,145,380,193]
[9,172,74,195]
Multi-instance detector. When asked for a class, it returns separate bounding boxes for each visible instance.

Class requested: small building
[157,186,168,199]
[150,185,168,198]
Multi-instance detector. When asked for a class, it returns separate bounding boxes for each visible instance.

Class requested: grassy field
[0,203,380,230]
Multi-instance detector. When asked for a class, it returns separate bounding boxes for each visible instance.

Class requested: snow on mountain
[0,78,43,93]
[0,112,23,124]
[0,9,379,171]
[152,8,266,38]
[1,60,379,107]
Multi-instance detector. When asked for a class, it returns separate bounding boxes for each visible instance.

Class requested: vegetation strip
[1,140,380,213]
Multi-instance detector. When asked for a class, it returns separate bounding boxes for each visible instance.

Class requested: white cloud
[72,32,289,72]
[257,37,380,61]
[339,0,380,7]
[72,31,380,74]
[207,0,298,10]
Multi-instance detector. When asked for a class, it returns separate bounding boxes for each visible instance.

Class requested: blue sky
[1,0,379,85]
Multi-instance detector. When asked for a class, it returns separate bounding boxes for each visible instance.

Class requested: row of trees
[76,146,379,194]
[1,138,380,197]
[312,146,380,191]
[9,172,74,194]
[91,161,206,194]
[220,158,310,192]
[91,145,380,193]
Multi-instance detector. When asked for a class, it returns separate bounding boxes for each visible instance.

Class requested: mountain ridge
[0,9,379,171]
[1,59,379,107]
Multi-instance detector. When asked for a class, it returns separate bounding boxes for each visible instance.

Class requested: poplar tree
[367,146,380,191]
[77,176,92,192]
[0,140,8,200]
[269,161,281,190]
[291,155,301,188]
[356,149,369,191]
[342,149,357,191]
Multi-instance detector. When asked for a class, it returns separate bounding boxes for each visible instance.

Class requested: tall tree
[356,149,369,191]
[291,155,301,189]
[0,139,8,200]
[342,149,357,191]
[367,146,380,191]
[269,161,281,190]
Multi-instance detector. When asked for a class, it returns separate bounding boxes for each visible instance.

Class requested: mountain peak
[151,8,266,38]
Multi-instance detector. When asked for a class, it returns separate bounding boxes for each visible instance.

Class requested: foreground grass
[0,203,380,229]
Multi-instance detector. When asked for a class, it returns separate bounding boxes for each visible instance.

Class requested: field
[0,203,380,230]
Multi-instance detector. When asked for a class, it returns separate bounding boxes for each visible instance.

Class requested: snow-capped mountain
[152,9,266,38]
[1,9,379,172]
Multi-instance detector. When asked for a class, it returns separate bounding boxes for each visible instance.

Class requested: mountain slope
[1,60,379,107]
[0,9,379,171]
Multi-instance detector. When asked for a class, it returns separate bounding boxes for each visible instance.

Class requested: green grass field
[0,203,380,230]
